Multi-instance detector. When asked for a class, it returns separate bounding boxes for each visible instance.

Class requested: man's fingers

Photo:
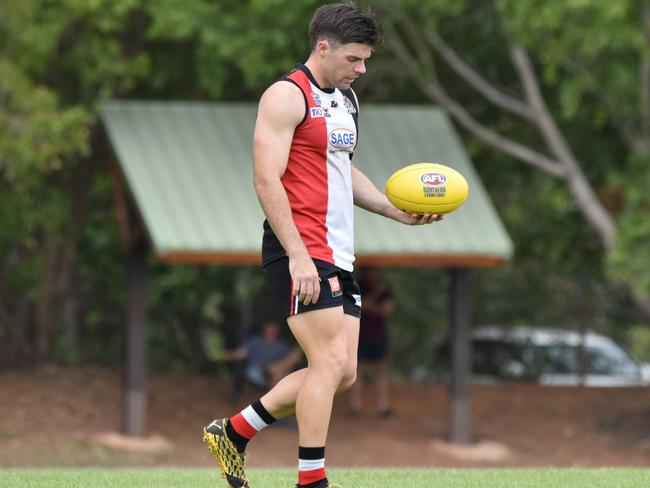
[302,281,314,305]
[311,278,321,304]
[413,213,444,224]
[296,280,306,302]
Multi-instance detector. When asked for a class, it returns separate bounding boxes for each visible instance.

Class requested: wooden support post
[448,267,472,444]
[123,247,149,436]
[109,157,151,436]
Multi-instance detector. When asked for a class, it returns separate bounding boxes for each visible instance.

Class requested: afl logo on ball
[421,173,447,186]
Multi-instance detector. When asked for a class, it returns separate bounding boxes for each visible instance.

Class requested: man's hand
[288,253,321,305]
[390,207,444,225]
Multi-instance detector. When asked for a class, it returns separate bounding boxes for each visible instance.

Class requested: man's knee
[338,359,358,392]
[309,345,348,386]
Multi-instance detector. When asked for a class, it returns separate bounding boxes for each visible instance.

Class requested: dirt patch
[1,366,650,467]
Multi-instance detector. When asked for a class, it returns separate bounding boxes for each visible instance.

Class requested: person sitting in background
[225,319,304,401]
[349,267,395,418]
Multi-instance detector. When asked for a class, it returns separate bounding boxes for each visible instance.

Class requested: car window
[471,336,641,380]
[473,340,534,379]
[586,345,638,375]
[535,345,578,374]
[533,343,638,376]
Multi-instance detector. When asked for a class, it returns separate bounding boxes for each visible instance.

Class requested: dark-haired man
[203,4,442,488]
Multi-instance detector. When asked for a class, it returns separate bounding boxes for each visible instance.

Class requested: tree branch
[425,30,535,122]
[389,18,616,249]
[386,25,566,178]
[509,43,616,249]
[420,79,566,178]
[509,43,582,170]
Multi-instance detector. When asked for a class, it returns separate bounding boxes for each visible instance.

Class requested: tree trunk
[35,233,61,362]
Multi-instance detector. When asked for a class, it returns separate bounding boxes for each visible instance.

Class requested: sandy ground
[1,365,650,467]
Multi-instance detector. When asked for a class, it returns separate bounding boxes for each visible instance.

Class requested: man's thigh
[343,313,360,370]
[287,306,347,362]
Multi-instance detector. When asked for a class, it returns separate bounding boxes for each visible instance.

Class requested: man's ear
[316,38,332,57]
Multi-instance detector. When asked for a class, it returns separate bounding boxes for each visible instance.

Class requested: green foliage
[497,0,643,145]
[608,155,650,300]
[1,0,648,371]
[0,0,318,366]
[627,324,650,362]
[383,268,448,376]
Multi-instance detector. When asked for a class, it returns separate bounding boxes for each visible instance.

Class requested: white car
[471,326,650,387]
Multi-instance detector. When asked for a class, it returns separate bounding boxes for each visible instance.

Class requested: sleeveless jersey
[261,64,359,271]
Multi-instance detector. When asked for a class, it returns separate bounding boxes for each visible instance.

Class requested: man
[226,319,304,396]
[203,4,442,488]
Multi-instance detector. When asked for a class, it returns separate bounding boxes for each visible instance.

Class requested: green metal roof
[101,101,512,267]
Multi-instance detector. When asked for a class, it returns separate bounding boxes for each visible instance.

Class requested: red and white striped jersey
[262,64,359,271]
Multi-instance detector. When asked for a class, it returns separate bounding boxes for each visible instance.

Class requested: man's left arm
[351,165,442,225]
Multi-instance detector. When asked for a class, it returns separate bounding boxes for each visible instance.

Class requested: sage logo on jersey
[329,128,356,150]
[421,173,446,186]
[310,107,324,118]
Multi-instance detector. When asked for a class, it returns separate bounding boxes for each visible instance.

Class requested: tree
[0,0,320,365]
[376,0,650,312]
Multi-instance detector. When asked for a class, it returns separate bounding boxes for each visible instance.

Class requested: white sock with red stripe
[298,446,327,487]
[226,399,276,453]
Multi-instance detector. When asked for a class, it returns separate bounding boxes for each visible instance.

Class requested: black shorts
[263,257,362,319]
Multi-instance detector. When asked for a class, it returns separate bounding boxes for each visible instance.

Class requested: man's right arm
[253,82,321,305]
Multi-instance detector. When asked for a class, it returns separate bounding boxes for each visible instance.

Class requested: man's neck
[304,57,333,90]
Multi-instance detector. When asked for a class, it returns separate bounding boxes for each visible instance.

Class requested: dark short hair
[308,2,381,51]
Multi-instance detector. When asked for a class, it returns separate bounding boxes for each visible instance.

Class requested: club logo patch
[328,276,343,297]
[343,96,356,114]
[311,92,321,106]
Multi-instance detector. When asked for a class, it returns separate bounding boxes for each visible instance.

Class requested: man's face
[319,40,372,90]
[262,321,280,342]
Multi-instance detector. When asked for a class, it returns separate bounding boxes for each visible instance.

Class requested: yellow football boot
[203,418,251,488]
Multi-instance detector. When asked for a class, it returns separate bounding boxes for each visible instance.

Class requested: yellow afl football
[385,163,469,215]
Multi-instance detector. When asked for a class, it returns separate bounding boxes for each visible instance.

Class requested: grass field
[2,468,650,487]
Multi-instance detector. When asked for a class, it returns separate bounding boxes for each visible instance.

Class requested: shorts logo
[310,107,325,118]
[329,128,356,150]
[421,173,446,186]
[311,92,321,106]
[328,276,343,298]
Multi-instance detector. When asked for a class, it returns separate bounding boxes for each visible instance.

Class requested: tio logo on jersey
[310,107,325,118]
[328,128,356,150]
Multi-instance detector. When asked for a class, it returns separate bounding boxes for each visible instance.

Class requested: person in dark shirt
[349,267,395,417]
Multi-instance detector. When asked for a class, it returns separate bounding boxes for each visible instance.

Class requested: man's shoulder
[257,80,306,127]
[263,79,303,98]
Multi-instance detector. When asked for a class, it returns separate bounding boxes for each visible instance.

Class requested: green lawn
[2,468,650,488]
